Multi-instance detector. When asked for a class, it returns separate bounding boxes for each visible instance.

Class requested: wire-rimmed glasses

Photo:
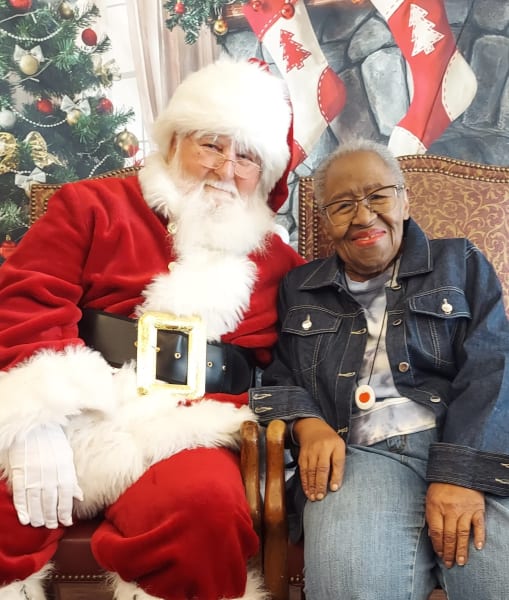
[319,184,405,226]
[194,139,262,179]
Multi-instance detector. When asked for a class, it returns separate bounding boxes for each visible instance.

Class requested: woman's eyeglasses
[319,184,405,226]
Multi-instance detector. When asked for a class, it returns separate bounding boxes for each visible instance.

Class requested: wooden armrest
[240,419,262,570]
[264,419,289,600]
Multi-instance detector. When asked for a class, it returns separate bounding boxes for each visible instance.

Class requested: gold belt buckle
[136,311,207,398]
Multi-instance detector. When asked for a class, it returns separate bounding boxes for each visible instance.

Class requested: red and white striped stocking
[371,0,477,155]
[243,0,346,170]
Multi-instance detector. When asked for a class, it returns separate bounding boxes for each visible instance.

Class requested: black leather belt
[78,309,255,394]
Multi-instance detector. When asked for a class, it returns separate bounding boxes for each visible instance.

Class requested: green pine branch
[0,0,136,245]
[163,0,249,44]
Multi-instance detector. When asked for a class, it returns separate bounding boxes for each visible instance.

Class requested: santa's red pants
[0,480,64,583]
[1,448,259,599]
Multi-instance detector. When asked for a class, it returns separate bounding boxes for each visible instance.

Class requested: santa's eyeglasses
[194,140,262,179]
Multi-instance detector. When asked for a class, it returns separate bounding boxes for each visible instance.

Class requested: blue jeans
[302,429,509,600]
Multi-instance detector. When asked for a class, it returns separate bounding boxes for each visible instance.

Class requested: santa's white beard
[135,155,276,338]
[168,162,274,258]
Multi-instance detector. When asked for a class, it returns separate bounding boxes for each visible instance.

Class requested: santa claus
[0,58,304,600]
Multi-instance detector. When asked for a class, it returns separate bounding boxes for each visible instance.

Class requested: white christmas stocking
[371,0,477,155]
[243,0,346,169]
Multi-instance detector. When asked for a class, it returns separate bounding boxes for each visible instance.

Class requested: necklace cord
[364,259,398,387]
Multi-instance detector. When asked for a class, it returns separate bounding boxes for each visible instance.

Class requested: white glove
[8,423,83,528]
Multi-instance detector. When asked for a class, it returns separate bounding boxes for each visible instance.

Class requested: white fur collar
[136,252,257,341]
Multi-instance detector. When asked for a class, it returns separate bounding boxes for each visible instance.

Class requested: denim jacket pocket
[408,287,471,367]
[281,306,342,372]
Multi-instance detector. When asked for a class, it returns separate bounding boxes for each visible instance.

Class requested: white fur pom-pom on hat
[151,57,293,212]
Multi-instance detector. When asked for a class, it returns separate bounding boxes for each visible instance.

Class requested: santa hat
[151,57,293,212]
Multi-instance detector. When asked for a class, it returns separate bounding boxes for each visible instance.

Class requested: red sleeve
[223,233,305,366]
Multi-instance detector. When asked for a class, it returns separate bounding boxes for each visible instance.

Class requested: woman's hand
[425,482,485,568]
[293,417,346,501]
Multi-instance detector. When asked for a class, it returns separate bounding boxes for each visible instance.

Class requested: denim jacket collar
[299,218,433,292]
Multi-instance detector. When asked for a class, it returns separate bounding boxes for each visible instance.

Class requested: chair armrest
[240,419,262,570]
[264,419,289,600]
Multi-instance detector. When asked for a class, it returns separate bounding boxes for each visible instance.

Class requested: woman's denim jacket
[249,219,509,538]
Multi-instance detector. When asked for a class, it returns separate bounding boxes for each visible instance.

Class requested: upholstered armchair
[261,154,509,600]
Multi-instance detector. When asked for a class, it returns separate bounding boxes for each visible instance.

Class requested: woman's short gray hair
[313,139,405,205]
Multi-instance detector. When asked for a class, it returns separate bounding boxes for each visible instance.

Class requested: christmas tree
[0,0,136,262]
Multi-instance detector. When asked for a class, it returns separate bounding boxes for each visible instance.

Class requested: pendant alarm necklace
[354,307,387,410]
[354,260,398,411]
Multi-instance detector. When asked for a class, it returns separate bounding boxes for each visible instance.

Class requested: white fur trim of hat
[151,57,292,199]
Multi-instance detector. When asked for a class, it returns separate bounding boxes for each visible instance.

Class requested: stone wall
[220,0,509,242]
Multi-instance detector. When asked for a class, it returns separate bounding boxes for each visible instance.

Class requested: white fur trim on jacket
[0,564,51,600]
[68,363,254,518]
[0,345,114,447]
[109,569,269,600]
[0,349,254,519]
[137,255,257,341]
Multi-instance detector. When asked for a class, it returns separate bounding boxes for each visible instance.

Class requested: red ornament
[174,1,185,14]
[126,144,139,158]
[251,0,262,10]
[0,235,17,260]
[281,1,295,18]
[97,97,113,114]
[36,98,53,114]
[81,28,98,46]
[8,0,32,10]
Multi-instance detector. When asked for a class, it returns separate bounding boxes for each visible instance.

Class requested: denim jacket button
[301,314,312,330]
[441,298,453,314]
[430,396,441,403]
[398,361,410,372]
[392,319,402,326]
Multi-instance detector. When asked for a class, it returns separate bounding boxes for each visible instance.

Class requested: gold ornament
[66,108,82,125]
[58,1,74,19]
[213,17,228,36]
[19,53,39,76]
[114,129,139,157]
[92,55,121,87]
[24,131,62,168]
[0,132,18,174]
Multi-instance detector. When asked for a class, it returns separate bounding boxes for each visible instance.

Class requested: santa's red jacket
[0,172,304,518]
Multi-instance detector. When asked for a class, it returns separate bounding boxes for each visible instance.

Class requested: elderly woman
[250,139,509,600]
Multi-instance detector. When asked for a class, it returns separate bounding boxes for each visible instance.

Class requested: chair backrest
[298,154,509,315]
[29,166,140,224]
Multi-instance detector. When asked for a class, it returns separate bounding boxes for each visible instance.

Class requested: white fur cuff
[0,346,114,449]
